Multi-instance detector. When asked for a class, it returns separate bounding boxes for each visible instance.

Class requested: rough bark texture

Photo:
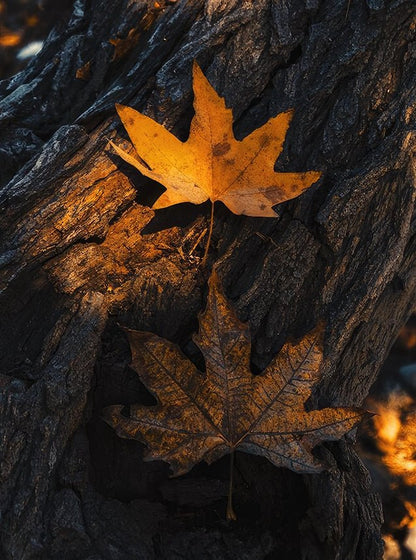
[0,0,415,559]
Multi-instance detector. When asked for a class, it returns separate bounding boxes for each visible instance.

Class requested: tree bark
[0,0,415,558]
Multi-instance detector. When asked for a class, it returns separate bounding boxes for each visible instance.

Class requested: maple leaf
[104,272,364,479]
[110,62,321,217]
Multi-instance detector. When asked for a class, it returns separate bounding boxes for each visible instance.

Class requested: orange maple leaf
[110,62,321,217]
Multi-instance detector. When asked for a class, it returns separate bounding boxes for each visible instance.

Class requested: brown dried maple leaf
[104,271,364,478]
[110,62,321,217]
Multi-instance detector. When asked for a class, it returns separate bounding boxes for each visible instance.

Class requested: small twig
[226,450,237,521]
[345,0,351,21]
[177,245,185,260]
[181,226,198,246]
[201,200,215,267]
[177,222,207,261]
[189,227,208,257]
[255,231,279,249]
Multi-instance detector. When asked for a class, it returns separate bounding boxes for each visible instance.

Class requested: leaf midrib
[235,340,318,447]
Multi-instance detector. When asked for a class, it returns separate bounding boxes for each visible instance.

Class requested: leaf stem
[345,0,351,20]
[201,200,215,267]
[226,450,237,521]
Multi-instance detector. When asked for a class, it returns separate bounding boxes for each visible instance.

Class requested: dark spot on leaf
[213,142,231,156]
[266,186,284,201]
[260,134,270,147]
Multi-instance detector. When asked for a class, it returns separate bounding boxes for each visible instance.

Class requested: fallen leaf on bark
[110,62,321,217]
[104,271,364,477]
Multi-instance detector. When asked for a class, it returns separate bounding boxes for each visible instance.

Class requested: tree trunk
[0,0,414,558]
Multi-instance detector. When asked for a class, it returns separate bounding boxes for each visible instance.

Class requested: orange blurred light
[372,394,416,489]
[0,32,21,47]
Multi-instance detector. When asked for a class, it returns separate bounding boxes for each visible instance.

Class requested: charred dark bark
[0,1,415,558]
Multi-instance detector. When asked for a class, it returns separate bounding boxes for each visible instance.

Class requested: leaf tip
[206,268,230,310]
[124,328,154,346]
[101,404,123,428]
[192,59,203,77]
[311,170,323,183]
[285,108,295,120]
[208,267,222,291]
[115,102,125,114]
